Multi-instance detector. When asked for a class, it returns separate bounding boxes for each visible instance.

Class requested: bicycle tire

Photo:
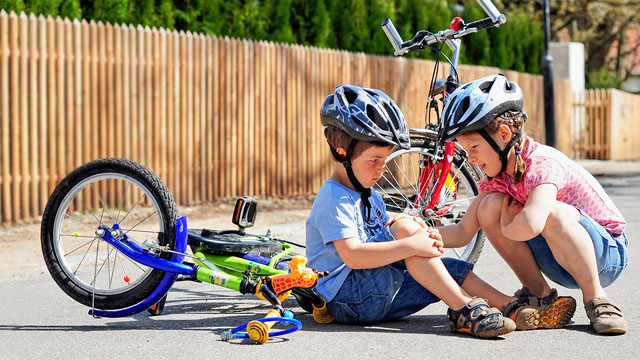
[375,134,485,263]
[41,158,178,310]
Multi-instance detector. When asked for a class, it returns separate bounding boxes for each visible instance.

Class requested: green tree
[25,0,60,17]
[306,0,330,47]
[92,0,130,24]
[459,0,490,66]
[59,0,81,20]
[0,0,25,13]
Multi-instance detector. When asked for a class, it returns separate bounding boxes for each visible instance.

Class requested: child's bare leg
[460,271,515,309]
[391,218,514,310]
[477,193,553,297]
[541,201,606,303]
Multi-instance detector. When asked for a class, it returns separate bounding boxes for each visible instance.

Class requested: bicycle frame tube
[98,225,194,277]
[422,142,456,213]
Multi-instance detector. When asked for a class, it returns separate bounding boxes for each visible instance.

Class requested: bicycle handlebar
[382,0,506,56]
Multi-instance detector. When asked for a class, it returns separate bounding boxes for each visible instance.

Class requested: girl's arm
[437,192,487,248]
[500,183,557,241]
[333,222,443,269]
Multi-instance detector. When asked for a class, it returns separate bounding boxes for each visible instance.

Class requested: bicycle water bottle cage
[232,196,258,230]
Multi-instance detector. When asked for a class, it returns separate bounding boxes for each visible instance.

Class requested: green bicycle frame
[192,247,291,292]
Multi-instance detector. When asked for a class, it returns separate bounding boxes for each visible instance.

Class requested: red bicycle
[375,0,507,263]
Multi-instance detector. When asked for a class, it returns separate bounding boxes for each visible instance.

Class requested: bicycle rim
[51,172,165,295]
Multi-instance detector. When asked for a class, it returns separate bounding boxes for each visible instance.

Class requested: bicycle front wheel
[375,138,485,263]
[41,158,178,310]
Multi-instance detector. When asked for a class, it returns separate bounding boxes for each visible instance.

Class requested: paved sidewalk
[577,159,640,177]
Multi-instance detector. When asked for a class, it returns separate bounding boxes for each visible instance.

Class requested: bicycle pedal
[232,196,258,230]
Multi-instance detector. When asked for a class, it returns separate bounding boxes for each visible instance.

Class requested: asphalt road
[1,174,639,360]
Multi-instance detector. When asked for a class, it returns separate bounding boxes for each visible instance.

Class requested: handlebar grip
[476,0,503,23]
[381,18,404,54]
[465,17,497,31]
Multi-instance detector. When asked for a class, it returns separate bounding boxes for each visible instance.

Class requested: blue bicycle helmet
[439,74,527,174]
[321,85,410,150]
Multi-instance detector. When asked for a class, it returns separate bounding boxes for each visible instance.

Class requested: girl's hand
[500,194,524,229]
[415,228,445,257]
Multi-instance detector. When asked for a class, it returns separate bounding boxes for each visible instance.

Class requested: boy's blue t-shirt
[305,179,390,302]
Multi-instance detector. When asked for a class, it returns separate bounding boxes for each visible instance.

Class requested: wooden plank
[27,14,39,218]
[144,27,153,170]
[122,25,131,160]
[230,37,238,199]
[211,36,219,200]
[159,29,167,191]
[152,28,161,181]
[19,13,30,221]
[114,24,123,161]
[113,23,124,205]
[236,38,244,197]
[10,13,20,221]
[205,35,213,201]
[302,45,309,193]
[255,41,264,196]
[285,44,293,195]
[219,37,228,199]
[193,33,203,204]
[72,19,82,168]
[130,25,139,164]
[167,30,177,200]
[38,15,49,215]
[98,22,107,162]
[0,11,10,222]
[270,42,277,196]
[185,31,194,205]
[247,40,255,196]
[179,31,188,204]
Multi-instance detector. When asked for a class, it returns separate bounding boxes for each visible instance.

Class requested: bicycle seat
[187,228,283,255]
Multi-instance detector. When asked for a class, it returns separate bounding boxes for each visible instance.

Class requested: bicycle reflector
[232,196,258,229]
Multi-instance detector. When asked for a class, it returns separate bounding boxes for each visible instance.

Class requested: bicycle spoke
[63,212,101,232]
[116,181,132,224]
[72,236,98,275]
[117,193,146,226]
[64,237,99,257]
[123,209,159,235]
[91,182,116,225]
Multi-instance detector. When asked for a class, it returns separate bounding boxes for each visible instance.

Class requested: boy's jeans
[327,228,474,325]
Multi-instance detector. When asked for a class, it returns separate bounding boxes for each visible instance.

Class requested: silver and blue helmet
[321,85,410,150]
[439,74,525,143]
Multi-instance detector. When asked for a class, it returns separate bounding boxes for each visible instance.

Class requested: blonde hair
[484,111,526,183]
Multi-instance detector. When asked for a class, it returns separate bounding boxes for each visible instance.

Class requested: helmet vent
[479,81,492,92]
[367,105,386,129]
[344,90,358,104]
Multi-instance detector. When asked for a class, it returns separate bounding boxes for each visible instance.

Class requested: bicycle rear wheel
[375,136,485,263]
[41,158,178,309]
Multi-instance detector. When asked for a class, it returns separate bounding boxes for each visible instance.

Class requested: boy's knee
[477,192,504,227]
[389,218,422,239]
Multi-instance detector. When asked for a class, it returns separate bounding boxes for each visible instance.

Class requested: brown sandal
[585,297,627,335]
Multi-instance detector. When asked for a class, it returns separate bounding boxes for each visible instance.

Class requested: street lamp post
[542,0,556,147]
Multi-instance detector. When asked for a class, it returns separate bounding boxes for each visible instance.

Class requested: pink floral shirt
[478,136,626,234]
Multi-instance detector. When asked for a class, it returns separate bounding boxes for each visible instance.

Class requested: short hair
[324,125,391,159]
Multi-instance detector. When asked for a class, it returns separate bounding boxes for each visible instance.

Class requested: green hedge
[0,0,543,74]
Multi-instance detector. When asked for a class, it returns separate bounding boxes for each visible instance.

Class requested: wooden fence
[568,89,640,160]
[0,11,631,224]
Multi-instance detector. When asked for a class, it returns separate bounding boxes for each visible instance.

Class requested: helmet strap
[477,129,523,174]
[329,139,372,222]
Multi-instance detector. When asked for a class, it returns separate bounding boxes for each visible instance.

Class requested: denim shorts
[526,210,629,289]
[327,228,474,324]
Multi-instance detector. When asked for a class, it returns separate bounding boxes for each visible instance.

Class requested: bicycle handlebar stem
[382,0,505,57]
